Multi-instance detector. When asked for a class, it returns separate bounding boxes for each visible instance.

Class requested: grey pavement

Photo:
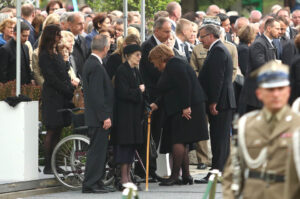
[24,166,223,199]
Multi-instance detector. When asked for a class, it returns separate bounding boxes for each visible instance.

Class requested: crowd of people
[1,0,300,198]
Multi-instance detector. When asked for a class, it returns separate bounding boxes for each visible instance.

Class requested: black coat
[140,35,160,102]
[199,40,236,111]
[0,39,32,84]
[157,57,206,116]
[237,42,249,76]
[105,53,122,80]
[112,62,144,145]
[82,55,114,127]
[71,35,89,78]
[240,34,277,110]
[39,50,74,129]
[290,54,300,104]
[282,39,298,67]
[157,57,208,150]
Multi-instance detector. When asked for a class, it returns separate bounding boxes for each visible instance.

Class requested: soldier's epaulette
[238,110,260,122]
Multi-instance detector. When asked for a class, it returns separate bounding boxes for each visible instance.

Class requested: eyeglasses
[199,34,210,39]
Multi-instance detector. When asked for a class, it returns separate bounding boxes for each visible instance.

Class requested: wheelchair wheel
[51,134,90,190]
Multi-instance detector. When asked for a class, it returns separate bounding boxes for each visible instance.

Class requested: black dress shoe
[197,163,208,170]
[43,167,53,175]
[194,176,209,184]
[82,186,109,193]
[182,176,194,185]
[159,178,181,186]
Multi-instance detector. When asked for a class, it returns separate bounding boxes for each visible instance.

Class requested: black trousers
[208,109,233,172]
[83,127,109,188]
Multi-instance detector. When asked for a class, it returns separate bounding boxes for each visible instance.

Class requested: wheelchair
[50,108,115,190]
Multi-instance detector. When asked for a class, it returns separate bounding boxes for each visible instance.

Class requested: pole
[123,0,128,37]
[140,0,145,42]
[16,0,21,96]
[145,111,152,191]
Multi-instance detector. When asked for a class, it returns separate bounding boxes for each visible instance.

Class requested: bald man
[292,10,300,27]
[206,5,220,16]
[249,10,262,23]
[166,1,182,31]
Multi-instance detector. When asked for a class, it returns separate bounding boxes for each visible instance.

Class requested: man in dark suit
[68,12,89,79]
[0,22,33,85]
[82,35,114,193]
[240,18,280,114]
[21,3,36,46]
[277,8,298,39]
[196,24,236,183]
[139,17,171,181]
[174,18,193,61]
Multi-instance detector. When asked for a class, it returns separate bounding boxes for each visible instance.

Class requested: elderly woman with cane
[112,44,145,190]
[149,44,209,186]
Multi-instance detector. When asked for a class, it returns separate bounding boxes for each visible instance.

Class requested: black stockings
[44,128,62,169]
[170,144,190,179]
[120,164,132,184]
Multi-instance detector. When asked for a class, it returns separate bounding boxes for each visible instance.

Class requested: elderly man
[139,17,172,182]
[166,1,181,31]
[249,10,262,23]
[206,4,220,16]
[82,35,114,193]
[223,61,300,199]
[68,12,89,78]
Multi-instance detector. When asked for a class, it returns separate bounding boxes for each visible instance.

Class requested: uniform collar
[262,105,288,123]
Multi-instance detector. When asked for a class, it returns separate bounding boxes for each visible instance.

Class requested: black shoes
[82,184,116,193]
[159,178,181,186]
[182,176,194,185]
[197,163,208,170]
[43,167,53,175]
[194,175,209,184]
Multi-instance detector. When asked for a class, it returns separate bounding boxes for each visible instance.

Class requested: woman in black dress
[112,44,145,187]
[149,44,209,186]
[39,25,74,174]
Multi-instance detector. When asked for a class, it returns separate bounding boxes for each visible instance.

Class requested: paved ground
[24,166,223,199]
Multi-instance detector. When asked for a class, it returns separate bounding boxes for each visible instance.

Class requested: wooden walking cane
[145,111,152,191]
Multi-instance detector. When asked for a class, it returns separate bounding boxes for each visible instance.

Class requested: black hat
[123,44,142,56]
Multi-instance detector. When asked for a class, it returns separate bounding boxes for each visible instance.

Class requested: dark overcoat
[39,50,74,129]
[112,62,144,145]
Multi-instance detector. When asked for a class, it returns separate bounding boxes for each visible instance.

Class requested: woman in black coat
[149,44,209,186]
[39,25,74,174]
[112,44,145,187]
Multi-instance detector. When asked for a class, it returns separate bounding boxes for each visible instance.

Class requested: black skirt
[114,144,136,164]
[160,103,209,154]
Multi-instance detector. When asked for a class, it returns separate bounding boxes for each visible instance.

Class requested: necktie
[271,41,278,59]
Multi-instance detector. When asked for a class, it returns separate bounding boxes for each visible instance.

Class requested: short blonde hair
[127,26,140,38]
[58,30,75,52]
[0,18,15,33]
[149,44,174,63]
[43,13,60,30]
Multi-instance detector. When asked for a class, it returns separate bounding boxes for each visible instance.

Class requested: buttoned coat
[239,35,277,110]
[222,106,300,199]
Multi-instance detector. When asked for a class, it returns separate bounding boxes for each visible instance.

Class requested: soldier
[222,61,300,199]
[284,99,300,199]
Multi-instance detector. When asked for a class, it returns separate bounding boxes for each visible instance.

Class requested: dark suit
[288,26,298,40]
[290,54,300,103]
[82,54,114,189]
[71,35,89,78]
[237,42,249,76]
[239,34,277,113]
[0,39,32,84]
[199,40,236,172]
[139,35,162,177]
[282,39,298,67]
[174,39,191,62]
[22,18,36,46]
